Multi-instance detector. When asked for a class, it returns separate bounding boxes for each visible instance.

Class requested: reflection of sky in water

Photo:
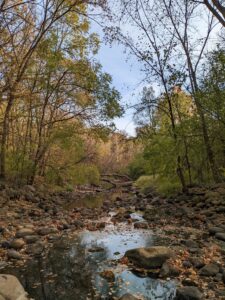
[2,210,176,300]
[80,228,154,259]
[95,270,176,300]
[73,224,176,300]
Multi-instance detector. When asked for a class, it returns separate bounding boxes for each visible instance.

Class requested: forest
[0,0,224,195]
[0,1,225,300]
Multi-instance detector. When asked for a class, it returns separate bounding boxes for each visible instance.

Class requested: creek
[2,193,177,300]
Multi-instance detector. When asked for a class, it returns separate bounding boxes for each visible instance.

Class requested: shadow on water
[2,223,176,300]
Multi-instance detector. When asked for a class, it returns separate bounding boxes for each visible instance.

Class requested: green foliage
[130,47,225,193]
[70,164,100,186]
[134,175,181,196]
[128,154,147,179]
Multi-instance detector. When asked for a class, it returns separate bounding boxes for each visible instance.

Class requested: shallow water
[64,190,128,210]
[2,214,176,300]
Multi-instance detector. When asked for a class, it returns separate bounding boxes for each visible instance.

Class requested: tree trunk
[0,93,14,179]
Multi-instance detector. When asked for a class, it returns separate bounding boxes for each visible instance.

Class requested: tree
[199,0,225,27]
[0,0,106,179]
[0,0,124,184]
[106,0,222,185]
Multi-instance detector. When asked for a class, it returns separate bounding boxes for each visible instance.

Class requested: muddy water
[2,212,176,300]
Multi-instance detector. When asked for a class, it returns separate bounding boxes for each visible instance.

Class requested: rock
[0,262,8,270]
[209,227,224,235]
[215,232,225,241]
[7,250,22,260]
[10,239,25,250]
[99,270,115,282]
[119,294,139,300]
[125,246,174,269]
[96,222,106,229]
[16,228,35,238]
[183,240,199,249]
[47,234,60,241]
[72,220,84,228]
[1,241,10,249]
[175,286,202,300]
[134,222,148,229]
[0,274,29,300]
[26,242,44,256]
[24,185,36,193]
[88,246,104,253]
[160,262,180,278]
[199,263,219,276]
[37,227,58,236]
[183,260,192,268]
[190,257,205,269]
[23,235,39,244]
[182,279,198,287]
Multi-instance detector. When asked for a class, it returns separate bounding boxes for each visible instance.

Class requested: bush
[134,175,181,196]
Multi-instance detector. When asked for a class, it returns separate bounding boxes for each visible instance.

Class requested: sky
[90,22,144,136]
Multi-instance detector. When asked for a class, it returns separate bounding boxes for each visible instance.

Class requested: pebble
[16,228,36,238]
[215,232,225,241]
[7,249,22,260]
[10,239,25,250]
[24,235,39,244]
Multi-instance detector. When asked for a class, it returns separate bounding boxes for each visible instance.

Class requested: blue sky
[91,23,144,136]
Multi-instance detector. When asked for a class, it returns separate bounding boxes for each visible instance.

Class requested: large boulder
[0,274,29,300]
[125,246,174,269]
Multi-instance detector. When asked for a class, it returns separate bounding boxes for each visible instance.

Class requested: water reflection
[2,223,176,300]
[64,190,129,210]
[65,194,104,210]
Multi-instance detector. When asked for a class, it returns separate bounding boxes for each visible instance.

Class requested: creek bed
[1,212,176,300]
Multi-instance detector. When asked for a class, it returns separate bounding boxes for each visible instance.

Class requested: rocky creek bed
[0,182,225,299]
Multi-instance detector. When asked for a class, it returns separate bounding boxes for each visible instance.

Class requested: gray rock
[0,262,7,270]
[10,239,25,250]
[23,235,39,244]
[0,274,29,300]
[38,227,58,236]
[125,246,174,269]
[215,232,225,241]
[26,242,44,256]
[175,286,202,300]
[16,228,35,238]
[184,240,199,249]
[119,294,138,300]
[7,250,21,260]
[199,263,219,276]
[160,262,180,278]
[209,227,224,235]
[190,257,205,269]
